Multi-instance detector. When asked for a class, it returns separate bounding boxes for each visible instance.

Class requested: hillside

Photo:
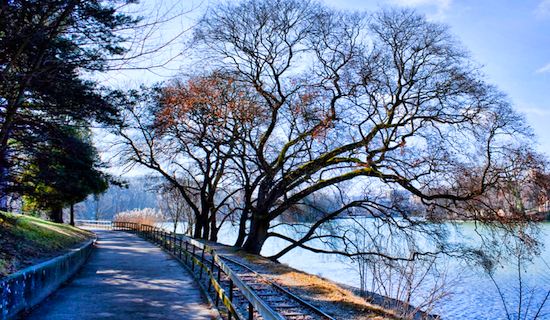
[0,211,93,277]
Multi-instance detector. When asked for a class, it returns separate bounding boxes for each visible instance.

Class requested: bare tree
[344,216,452,319]
[193,1,542,257]
[113,72,256,240]
[480,228,550,320]
[158,181,196,235]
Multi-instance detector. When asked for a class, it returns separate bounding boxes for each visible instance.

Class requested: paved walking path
[27,230,217,320]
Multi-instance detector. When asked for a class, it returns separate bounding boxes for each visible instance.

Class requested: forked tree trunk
[242,214,270,255]
[193,217,202,238]
[209,213,218,242]
[210,225,218,242]
[202,213,210,240]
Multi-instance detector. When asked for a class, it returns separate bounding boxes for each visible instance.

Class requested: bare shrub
[345,218,452,319]
[479,229,550,320]
[113,208,163,226]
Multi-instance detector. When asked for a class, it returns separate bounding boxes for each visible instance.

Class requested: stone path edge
[0,237,95,320]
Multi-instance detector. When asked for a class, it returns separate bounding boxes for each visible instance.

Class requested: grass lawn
[0,211,93,277]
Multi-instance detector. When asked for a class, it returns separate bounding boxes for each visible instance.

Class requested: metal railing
[74,219,112,229]
[112,221,284,320]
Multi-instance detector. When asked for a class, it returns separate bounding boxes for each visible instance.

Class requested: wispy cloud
[535,0,550,17]
[536,63,550,74]
[387,0,452,19]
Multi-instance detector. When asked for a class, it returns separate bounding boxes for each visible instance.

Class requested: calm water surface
[166,220,550,319]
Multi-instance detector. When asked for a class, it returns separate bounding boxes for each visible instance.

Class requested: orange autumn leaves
[155,74,262,135]
[155,73,336,141]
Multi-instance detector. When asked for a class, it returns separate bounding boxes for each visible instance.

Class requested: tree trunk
[0,150,10,212]
[242,214,270,255]
[234,208,249,247]
[193,218,202,238]
[70,204,75,226]
[202,213,210,240]
[209,224,218,242]
[209,210,218,242]
[0,102,18,160]
[0,171,8,212]
[94,195,100,220]
[50,206,64,223]
[186,219,194,236]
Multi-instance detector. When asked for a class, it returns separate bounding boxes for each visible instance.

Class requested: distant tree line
[75,176,161,221]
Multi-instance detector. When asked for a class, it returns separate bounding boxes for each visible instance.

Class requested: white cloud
[536,63,550,74]
[535,0,550,17]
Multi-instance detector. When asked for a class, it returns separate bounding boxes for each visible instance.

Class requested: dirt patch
[205,241,399,320]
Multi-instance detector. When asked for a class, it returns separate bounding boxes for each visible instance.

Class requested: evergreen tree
[0,0,136,209]
[19,126,109,223]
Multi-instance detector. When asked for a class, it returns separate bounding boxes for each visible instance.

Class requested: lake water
[165,219,550,319]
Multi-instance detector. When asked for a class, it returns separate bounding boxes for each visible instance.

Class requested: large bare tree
[192,1,543,256]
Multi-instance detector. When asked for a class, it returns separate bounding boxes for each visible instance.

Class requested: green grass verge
[0,211,93,277]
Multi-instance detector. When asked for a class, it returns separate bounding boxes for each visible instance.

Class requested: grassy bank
[0,211,93,277]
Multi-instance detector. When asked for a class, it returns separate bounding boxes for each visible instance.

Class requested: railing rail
[74,220,112,229]
[111,221,284,320]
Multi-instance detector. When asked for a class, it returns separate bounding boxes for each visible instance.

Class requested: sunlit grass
[0,211,93,276]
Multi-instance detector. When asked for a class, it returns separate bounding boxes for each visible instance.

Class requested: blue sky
[325,0,550,157]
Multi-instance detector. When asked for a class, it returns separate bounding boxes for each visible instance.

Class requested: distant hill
[75,176,162,220]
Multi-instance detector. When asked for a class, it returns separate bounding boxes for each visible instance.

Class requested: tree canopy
[191,1,544,255]
[0,0,138,216]
[115,0,550,261]
[20,126,109,222]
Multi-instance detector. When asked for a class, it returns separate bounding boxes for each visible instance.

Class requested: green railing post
[173,234,177,254]
[179,237,183,260]
[209,250,215,292]
[185,242,189,264]
[216,266,221,307]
